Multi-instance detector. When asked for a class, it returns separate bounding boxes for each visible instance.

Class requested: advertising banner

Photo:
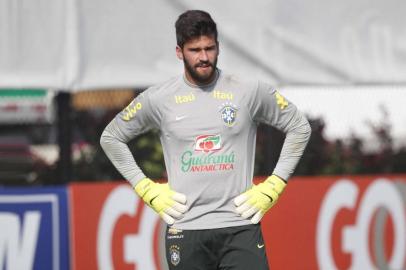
[69,182,164,270]
[0,176,403,269]
[262,175,406,270]
[69,175,406,270]
[0,186,70,270]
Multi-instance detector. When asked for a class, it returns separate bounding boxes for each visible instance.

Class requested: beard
[183,57,218,85]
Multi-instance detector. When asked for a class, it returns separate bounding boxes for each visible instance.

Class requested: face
[176,35,219,85]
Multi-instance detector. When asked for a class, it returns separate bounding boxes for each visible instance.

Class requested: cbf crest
[169,245,181,266]
[219,102,238,127]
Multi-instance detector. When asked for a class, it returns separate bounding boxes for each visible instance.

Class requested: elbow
[299,117,312,145]
[99,123,128,150]
[290,115,312,143]
[100,120,118,149]
[304,118,312,139]
[285,110,312,139]
[100,130,109,151]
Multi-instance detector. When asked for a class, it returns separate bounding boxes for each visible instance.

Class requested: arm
[100,90,161,185]
[100,90,187,224]
[248,81,311,180]
[100,119,146,186]
[235,82,311,223]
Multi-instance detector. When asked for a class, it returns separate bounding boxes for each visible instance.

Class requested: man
[100,10,311,270]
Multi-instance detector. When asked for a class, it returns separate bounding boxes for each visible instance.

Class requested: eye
[206,46,216,51]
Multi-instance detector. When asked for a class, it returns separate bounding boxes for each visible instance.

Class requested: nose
[199,50,209,61]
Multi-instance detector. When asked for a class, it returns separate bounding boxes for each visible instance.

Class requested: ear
[176,46,183,60]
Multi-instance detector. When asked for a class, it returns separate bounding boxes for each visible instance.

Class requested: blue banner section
[0,187,70,270]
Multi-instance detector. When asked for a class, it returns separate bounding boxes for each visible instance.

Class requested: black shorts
[165,224,269,270]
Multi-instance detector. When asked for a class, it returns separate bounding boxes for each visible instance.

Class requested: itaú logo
[316,179,405,270]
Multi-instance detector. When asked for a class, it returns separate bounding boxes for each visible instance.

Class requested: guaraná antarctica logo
[181,134,235,172]
[194,135,222,152]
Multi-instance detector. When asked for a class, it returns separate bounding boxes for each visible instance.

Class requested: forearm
[100,120,146,186]
[273,112,311,180]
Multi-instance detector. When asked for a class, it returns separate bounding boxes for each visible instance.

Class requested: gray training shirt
[100,70,311,230]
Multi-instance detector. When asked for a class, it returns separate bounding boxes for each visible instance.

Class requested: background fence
[1,87,405,186]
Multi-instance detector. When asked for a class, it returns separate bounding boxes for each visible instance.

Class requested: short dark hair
[175,10,218,48]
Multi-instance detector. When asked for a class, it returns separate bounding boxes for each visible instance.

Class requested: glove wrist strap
[134,177,154,198]
[264,175,287,195]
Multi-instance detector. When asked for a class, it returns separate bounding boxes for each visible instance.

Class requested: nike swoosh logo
[257,244,264,248]
[175,115,187,121]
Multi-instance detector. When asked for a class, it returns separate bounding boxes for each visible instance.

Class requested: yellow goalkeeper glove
[134,178,188,225]
[234,175,286,224]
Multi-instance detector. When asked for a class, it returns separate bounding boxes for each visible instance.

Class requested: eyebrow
[187,45,217,51]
